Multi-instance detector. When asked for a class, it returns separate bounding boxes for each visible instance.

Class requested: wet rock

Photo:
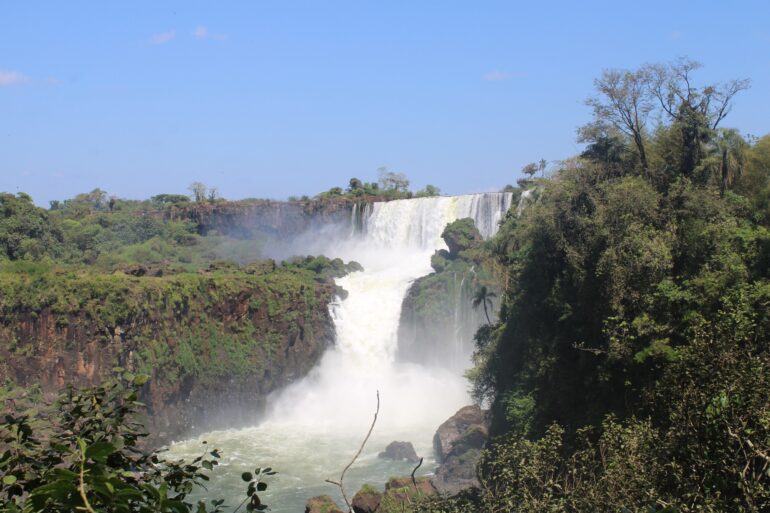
[352,484,382,513]
[378,441,419,463]
[305,495,345,513]
[334,285,349,300]
[433,405,488,464]
[431,405,490,495]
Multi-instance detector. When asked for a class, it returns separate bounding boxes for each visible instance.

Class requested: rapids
[167,193,512,512]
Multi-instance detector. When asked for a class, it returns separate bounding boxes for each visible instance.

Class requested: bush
[0,372,272,512]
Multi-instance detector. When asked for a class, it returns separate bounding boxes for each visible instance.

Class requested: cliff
[161,196,390,240]
[397,219,501,370]
[0,261,340,441]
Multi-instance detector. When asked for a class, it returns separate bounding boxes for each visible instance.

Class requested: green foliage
[414,185,441,198]
[441,218,482,257]
[0,372,270,512]
[439,63,770,513]
[0,193,64,261]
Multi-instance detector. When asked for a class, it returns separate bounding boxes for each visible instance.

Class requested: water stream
[167,193,512,512]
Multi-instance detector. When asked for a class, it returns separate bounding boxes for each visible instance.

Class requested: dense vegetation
[418,59,770,512]
[0,188,270,269]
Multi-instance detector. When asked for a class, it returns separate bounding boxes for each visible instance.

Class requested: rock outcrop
[351,477,437,513]
[352,485,382,513]
[441,218,483,257]
[378,441,420,463]
[397,218,498,371]
[432,405,490,495]
[305,495,345,513]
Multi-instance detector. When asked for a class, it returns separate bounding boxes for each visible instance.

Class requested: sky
[2,0,770,206]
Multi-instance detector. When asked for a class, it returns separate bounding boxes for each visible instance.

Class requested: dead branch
[410,457,424,487]
[326,390,380,512]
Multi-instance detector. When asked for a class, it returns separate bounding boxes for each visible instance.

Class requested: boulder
[352,484,382,513]
[378,441,420,463]
[385,476,437,496]
[305,495,345,513]
[431,405,490,495]
[433,405,488,463]
[380,477,437,509]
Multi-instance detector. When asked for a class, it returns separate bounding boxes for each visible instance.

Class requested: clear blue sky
[2,1,769,205]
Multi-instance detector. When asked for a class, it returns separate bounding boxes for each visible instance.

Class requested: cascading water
[167,193,512,512]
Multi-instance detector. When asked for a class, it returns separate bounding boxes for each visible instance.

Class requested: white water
[167,193,512,512]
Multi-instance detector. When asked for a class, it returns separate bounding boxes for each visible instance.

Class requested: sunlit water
[166,194,512,512]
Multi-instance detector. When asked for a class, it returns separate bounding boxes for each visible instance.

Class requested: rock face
[397,217,498,371]
[305,495,345,513]
[378,441,420,463]
[0,266,337,443]
[432,405,490,495]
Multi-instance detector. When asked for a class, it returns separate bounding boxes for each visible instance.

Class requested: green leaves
[0,374,272,513]
[85,441,117,463]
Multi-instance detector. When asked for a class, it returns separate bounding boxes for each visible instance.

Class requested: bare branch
[327,390,380,513]
[410,457,424,487]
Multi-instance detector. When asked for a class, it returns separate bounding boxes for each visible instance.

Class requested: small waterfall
[168,192,512,512]
[452,272,467,369]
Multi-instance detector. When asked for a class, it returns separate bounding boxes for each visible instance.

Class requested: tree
[377,167,410,193]
[188,182,207,203]
[415,184,441,197]
[709,128,748,196]
[0,192,64,260]
[522,162,539,178]
[348,178,363,191]
[472,285,497,325]
[584,68,654,173]
[648,59,750,176]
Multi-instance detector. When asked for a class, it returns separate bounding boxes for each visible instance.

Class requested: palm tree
[472,285,497,325]
[711,128,748,196]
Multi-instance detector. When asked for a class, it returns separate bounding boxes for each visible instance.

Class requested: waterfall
[168,192,512,512]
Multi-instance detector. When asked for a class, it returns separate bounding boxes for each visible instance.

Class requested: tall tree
[710,128,748,196]
[188,182,207,203]
[585,68,654,173]
[648,59,750,176]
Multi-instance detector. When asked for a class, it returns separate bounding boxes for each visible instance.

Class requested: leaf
[256,481,267,492]
[86,441,117,463]
[2,474,17,485]
[133,374,150,386]
[241,471,253,482]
